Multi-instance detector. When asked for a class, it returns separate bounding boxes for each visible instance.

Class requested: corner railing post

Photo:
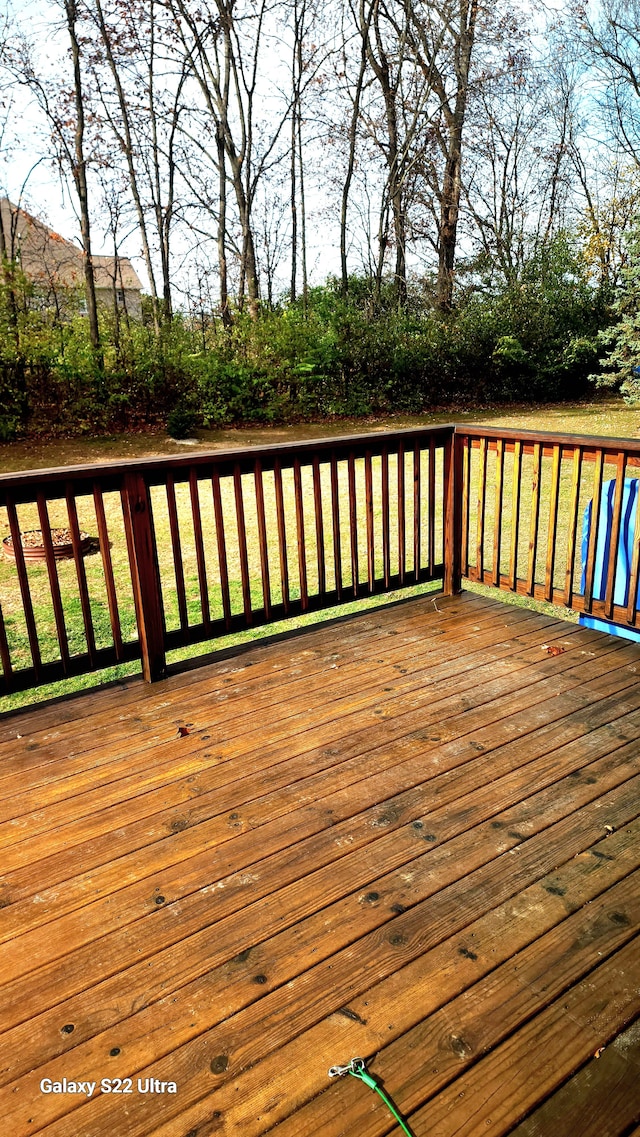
[121,472,167,682]
[443,427,463,595]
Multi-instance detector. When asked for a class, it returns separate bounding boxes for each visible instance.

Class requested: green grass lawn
[0,395,638,476]
[1,396,637,715]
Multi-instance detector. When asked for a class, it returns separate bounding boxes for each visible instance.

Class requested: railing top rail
[4,420,640,502]
[0,424,454,501]
[454,423,640,453]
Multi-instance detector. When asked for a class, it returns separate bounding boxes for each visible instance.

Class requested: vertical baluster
[211,469,232,630]
[626,472,640,624]
[365,450,374,592]
[428,436,436,575]
[254,459,271,619]
[6,499,42,679]
[0,601,12,687]
[189,469,211,633]
[492,439,504,588]
[461,436,470,577]
[397,443,406,586]
[443,430,463,596]
[413,442,421,582]
[544,445,562,603]
[166,473,189,633]
[93,484,123,658]
[605,451,627,619]
[584,449,604,614]
[294,458,309,611]
[234,463,252,625]
[381,446,390,588]
[66,483,97,665]
[274,459,290,614]
[564,447,583,609]
[476,438,488,579]
[37,494,70,672]
[509,440,523,591]
[312,455,326,597]
[348,452,359,596]
[526,443,542,596]
[331,454,342,600]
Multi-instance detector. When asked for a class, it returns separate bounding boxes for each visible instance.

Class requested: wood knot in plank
[450,1035,473,1059]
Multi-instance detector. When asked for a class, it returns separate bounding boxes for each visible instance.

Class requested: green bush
[167,404,198,439]
[0,231,615,437]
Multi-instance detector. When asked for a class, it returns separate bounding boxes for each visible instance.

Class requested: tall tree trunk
[290,99,297,302]
[435,0,478,311]
[297,95,308,310]
[437,127,463,311]
[374,195,389,307]
[290,0,307,304]
[65,0,101,358]
[168,0,266,318]
[148,0,174,323]
[0,202,19,349]
[93,0,161,333]
[364,0,408,305]
[387,112,406,305]
[342,1,373,295]
[216,122,232,327]
[241,218,260,316]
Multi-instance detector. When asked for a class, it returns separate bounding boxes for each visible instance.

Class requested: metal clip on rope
[328,1056,414,1135]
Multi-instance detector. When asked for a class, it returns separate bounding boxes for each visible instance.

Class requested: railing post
[443,428,463,595]
[121,472,166,682]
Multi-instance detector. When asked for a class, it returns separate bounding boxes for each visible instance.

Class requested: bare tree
[361,0,411,302]
[89,0,162,331]
[167,0,282,317]
[7,0,102,353]
[407,0,479,309]
[463,45,574,284]
[87,0,189,326]
[572,0,640,166]
[339,0,373,293]
[0,33,20,345]
[65,0,101,353]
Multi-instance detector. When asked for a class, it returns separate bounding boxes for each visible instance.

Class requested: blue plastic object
[579,477,640,642]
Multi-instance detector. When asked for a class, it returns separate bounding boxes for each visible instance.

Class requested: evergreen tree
[594,220,640,402]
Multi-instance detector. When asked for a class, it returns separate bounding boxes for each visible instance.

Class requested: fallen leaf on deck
[546,645,565,655]
[176,724,193,737]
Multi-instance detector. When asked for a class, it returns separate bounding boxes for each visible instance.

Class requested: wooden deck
[1,589,639,1137]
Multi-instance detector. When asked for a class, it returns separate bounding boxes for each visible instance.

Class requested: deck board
[0,590,639,1136]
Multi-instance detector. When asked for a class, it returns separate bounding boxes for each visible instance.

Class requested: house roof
[92,255,142,291]
[0,198,143,292]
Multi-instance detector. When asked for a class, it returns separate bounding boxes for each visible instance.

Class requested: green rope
[328,1057,414,1136]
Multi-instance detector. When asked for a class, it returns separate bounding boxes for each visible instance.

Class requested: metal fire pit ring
[2,528,93,561]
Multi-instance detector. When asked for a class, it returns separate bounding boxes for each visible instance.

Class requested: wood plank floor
[1,589,639,1137]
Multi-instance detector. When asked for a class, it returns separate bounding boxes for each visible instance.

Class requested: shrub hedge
[0,234,614,439]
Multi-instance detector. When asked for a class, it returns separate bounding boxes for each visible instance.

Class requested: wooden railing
[457,426,640,631]
[3,422,640,701]
[0,427,452,695]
